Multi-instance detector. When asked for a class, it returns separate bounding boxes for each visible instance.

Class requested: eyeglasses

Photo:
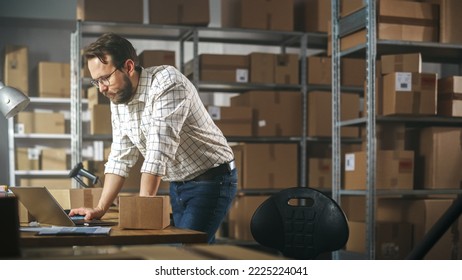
[90,68,118,88]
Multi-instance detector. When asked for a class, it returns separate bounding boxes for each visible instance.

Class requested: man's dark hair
[83,33,139,68]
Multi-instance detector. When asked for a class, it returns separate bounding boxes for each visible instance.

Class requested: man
[70,33,237,243]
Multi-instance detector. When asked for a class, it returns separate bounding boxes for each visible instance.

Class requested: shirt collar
[127,67,148,105]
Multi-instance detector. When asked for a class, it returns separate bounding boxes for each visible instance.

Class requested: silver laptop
[10,186,116,227]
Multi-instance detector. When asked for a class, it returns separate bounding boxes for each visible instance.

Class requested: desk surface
[20,226,207,248]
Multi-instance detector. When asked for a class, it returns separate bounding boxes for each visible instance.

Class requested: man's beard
[112,74,134,105]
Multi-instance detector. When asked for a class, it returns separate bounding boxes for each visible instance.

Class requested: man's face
[87,55,133,105]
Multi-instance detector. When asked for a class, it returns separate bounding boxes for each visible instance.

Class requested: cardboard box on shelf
[329,1,439,54]
[417,127,462,189]
[184,54,249,83]
[4,45,29,95]
[15,147,40,170]
[38,62,70,98]
[227,195,269,241]
[294,0,331,33]
[119,195,170,229]
[138,50,176,68]
[308,158,331,189]
[207,106,252,137]
[307,56,365,87]
[381,53,422,75]
[275,53,299,85]
[407,198,462,260]
[15,111,66,134]
[87,87,109,109]
[77,0,143,23]
[221,0,293,31]
[437,76,462,117]
[230,91,302,137]
[19,178,72,189]
[149,0,209,26]
[307,91,360,138]
[346,221,413,259]
[382,72,437,116]
[344,150,414,190]
[90,104,111,135]
[360,123,407,151]
[41,148,69,171]
[249,53,275,84]
[231,143,298,189]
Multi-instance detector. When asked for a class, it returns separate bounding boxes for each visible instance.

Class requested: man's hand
[68,207,105,220]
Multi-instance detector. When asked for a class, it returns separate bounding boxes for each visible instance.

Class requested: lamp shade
[0,81,30,118]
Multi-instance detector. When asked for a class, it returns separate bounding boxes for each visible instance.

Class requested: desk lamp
[0,81,30,118]
[69,162,99,188]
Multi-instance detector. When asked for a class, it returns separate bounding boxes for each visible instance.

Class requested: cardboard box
[308,158,331,189]
[15,111,66,134]
[437,76,462,117]
[417,127,462,189]
[361,123,406,151]
[307,56,365,87]
[381,53,422,75]
[87,87,109,109]
[15,147,40,170]
[3,45,29,95]
[41,148,68,170]
[275,54,299,85]
[49,188,103,209]
[407,198,462,259]
[19,178,72,189]
[435,0,462,44]
[90,104,111,135]
[207,106,252,137]
[330,1,439,54]
[307,91,360,138]
[119,195,170,229]
[184,54,249,83]
[138,50,176,68]
[382,72,437,116]
[230,91,302,137]
[344,150,414,190]
[294,0,331,32]
[77,0,143,23]
[228,195,269,241]
[38,62,70,98]
[249,53,275,84]
[149,0,209,26]
[232,143,298,189]
[221,0,293,31]
[346,221,413,259]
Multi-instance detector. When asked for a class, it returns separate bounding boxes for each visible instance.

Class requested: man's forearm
[97,173,125,212]
[140,172,162,197]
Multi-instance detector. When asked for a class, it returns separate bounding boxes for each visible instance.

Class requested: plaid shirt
[104,65,234,181]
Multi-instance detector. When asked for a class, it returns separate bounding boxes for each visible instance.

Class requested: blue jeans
[169,169,237,243]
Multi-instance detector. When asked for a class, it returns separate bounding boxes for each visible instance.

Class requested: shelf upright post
[8,117,16,186]
[331,0,342,260]
[364,0,378,260]
[299,33,308,188]
[70,21,83,189]
[192,28,200,90]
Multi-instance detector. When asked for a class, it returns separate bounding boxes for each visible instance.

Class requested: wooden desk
[20,226,207,248]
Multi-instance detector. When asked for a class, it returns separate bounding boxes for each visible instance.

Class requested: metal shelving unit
[70,20,328,190]
[331,0,462,260]
[8,97,74,186]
